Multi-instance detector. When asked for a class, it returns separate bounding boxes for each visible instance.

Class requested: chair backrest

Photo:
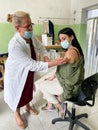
[80,73,98,106]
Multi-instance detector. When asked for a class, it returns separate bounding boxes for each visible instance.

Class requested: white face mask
[61,40,70,49]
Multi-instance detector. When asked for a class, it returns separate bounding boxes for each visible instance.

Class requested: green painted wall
[0,23,86,54]
[0,23,15,53]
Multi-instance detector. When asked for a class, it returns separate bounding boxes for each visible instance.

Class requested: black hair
[58,27,84,57]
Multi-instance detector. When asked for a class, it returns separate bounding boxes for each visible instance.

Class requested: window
[87,9,98,19]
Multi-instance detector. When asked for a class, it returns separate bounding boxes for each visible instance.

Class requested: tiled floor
[0,68,98,130]
[0,88,98,130]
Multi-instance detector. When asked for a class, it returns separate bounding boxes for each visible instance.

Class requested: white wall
[0,0,98,24]
[70,0,98,23]
[0,0,71,24]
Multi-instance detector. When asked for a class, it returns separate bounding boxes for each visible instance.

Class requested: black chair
[52,73,98,130]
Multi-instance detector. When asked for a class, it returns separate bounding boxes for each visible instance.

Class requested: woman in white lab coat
[4,11,66,129]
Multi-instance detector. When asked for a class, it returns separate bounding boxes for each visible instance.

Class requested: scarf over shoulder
[56,56,84,102]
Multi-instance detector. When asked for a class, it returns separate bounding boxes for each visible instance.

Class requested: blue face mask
[61,40,70,49]
[24,31,33,39]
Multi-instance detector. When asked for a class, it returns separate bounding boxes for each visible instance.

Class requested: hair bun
[7,14,13,22]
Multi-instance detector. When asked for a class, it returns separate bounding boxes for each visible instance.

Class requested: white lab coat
[4,32,48,111]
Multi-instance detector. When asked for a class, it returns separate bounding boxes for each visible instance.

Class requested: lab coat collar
[15,32,27,45]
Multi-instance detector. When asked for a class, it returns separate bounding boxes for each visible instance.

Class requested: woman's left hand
[44,74,56,81]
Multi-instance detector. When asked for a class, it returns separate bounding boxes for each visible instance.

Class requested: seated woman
[35,27,85,115]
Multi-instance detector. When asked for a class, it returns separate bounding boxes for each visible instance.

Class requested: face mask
[24,31,33,39]
[61,40,70,49]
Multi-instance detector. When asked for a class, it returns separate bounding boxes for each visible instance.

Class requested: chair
[52,73,98,130]
[0,61,5,89]
[0,53,8,89]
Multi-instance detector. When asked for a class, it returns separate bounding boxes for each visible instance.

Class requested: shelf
[45,45,62,49]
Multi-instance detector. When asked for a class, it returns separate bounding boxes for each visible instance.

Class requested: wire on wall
[39,17,75,20]
[38,17,75,25]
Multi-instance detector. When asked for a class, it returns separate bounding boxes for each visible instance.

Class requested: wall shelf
[45,45,62,50]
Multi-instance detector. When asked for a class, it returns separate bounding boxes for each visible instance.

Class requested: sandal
[55,102,67,119]
[42,104,55,111]
[60,103,67,119]
[16,119,26,129]
[15,113,26,129]
[25,106,39,115]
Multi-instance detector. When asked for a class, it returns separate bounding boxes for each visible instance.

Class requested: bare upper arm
[64,48,80,63]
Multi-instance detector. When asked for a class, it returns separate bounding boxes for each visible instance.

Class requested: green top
[56,56,84,102]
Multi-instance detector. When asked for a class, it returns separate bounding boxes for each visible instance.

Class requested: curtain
[85,18,98,78]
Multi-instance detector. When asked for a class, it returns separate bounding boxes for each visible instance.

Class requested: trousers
[35,69,63,104]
